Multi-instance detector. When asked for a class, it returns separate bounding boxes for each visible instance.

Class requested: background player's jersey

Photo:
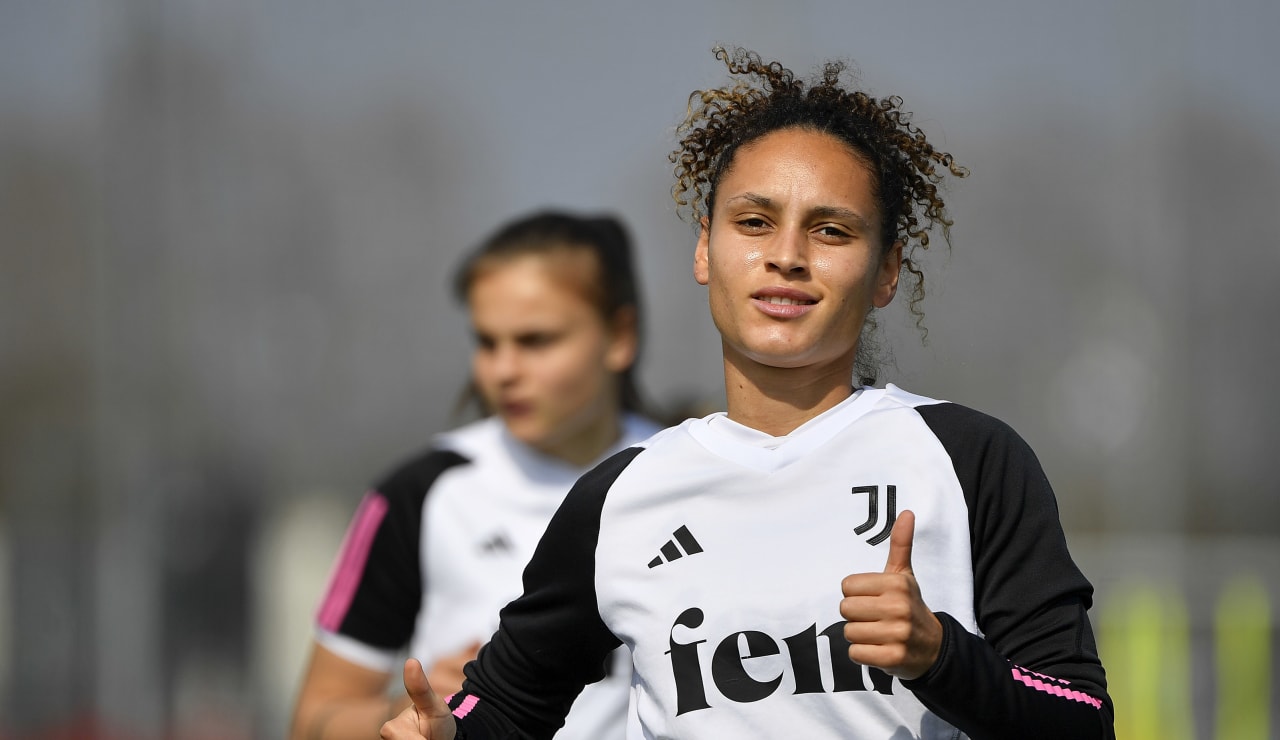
[314,413,660,740]
[454,386,1113,739]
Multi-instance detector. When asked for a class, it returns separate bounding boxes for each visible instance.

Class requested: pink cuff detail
[452,695,480,719]
[1011,666,1103,709]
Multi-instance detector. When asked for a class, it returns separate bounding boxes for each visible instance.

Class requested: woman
[382,47,1114,740]
[290,211,660,740]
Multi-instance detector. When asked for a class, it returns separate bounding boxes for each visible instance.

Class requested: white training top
[314,413,661,740]
[445,386,1111,739]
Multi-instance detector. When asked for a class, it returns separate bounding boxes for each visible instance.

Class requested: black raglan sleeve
[444,447,645,740]
[321,449,469,650]
[901,403,1115,740]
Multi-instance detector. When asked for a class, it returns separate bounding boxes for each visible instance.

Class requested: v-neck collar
[686,387,883,473]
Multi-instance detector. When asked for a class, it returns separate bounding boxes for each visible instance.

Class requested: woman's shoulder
[620,412,666,446]
[880,383,1020,438]
[873,385,1047,478]
[371,418,503,491]
[429,415,509,459]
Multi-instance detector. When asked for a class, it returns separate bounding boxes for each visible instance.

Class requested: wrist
[903,611,952,687]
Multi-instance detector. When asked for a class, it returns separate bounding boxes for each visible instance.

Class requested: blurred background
[2,0,1277,738]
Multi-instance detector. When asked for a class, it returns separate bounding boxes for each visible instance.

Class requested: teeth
[764,296,809,305]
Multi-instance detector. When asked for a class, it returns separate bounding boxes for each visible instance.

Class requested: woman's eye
[518,333,556,349]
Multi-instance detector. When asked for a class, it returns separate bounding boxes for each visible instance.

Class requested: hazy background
[2,1,1277,738]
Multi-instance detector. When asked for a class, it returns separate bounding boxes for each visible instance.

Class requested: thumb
[404,658,450,716]
[883,509,915,574]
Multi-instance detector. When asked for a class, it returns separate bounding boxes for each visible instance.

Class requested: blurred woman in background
[290,210,660,740]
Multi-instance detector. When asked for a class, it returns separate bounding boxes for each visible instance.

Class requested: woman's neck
[721,349,857,437]
[535,405,624,468]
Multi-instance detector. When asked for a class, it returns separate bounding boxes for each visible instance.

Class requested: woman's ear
[605,305,639,373]
[873,241,904,309]
[694,217,711,286]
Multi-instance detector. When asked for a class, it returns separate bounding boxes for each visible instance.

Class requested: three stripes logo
[852,484,897,546]
[478,531,513,554]
[648,525,704,568]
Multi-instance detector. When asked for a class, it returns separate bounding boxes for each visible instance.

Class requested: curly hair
[671,47,968,380]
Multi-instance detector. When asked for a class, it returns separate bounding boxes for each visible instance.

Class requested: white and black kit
[445,386,1114,740]
[314,414,661,740]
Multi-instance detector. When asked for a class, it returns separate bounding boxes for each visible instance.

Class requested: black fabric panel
[457,446,645,740]
[338,449,470,650]
[907,613,1115,739]
[908,403,1114,738]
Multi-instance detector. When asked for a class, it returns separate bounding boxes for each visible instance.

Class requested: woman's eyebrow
[722,193,873,230]
[809,205,872,231]
[722,192,775,210]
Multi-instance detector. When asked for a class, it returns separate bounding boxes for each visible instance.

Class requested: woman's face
[468,251,635,465]
[695,127,902,374]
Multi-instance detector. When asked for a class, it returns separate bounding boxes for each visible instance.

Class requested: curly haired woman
[380,47,1114,740]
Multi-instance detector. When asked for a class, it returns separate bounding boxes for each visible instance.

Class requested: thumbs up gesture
[380,659,458,740]
[839,509,943,681]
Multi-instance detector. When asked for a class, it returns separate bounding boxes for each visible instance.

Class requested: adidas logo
[648,525,703,568]
[478,531,513,554]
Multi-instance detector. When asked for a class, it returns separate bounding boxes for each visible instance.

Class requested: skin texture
[294,250,636,740]
[381,660,457,740]
[695,127,902,436]
[421,641,482,697]
[469,252,637,467]
[291,643,409,740]
[840,510,943,680]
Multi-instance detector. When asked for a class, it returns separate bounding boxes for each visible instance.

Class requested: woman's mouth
[760,295,813,306]
[752,289,817,317]
[500,400,534,418]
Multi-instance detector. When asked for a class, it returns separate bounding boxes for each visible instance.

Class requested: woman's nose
[489,343,522,382]
[765,228,808,274]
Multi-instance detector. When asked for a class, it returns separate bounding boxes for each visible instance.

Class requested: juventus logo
[851,484,896,546]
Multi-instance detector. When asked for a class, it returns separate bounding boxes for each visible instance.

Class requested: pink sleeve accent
[1016,666,1072,684]
[316,491,390,631]
[1010,666,1103,709]
[452,695,480,719]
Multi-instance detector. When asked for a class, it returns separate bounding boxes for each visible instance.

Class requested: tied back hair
[451,210,648,418]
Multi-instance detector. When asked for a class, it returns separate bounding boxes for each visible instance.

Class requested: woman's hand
[380,659,458,740]
[425,641,482,698]
[839,510,943,680]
